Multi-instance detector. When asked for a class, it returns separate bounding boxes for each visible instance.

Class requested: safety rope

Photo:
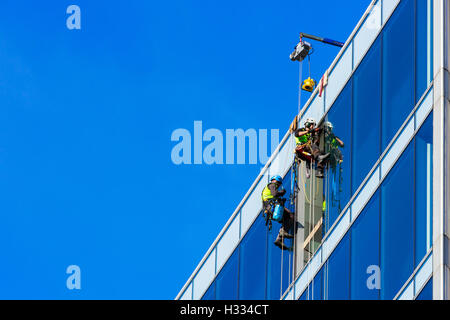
[281,50,318,295]
[280,233,283,298]
[326,166,330,231]
[309,159,314,260]
[291,60,303,293]
[290,57,305,288]
[307,53,313,83]
[279,132,295,298]
[299,161,311,204]
[290,160,296,286]
[278,59,306,299]
[291,158,301,287]
[298,61,303,116]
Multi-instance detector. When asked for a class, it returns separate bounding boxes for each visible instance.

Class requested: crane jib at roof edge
[290,32,344,92]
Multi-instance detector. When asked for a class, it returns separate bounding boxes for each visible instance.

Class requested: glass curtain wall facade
[177,0,436,301]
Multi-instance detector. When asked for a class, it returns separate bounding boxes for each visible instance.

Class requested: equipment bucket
[272,204,284,222]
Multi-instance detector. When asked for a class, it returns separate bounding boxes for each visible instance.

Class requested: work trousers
[263,201,295,235]
[295,143,325,170]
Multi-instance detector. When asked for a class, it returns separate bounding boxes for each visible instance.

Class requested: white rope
[290,149,296,290]
[291,160,299,285]
[280,232,284,298]
[308,163,311,257]
[299,161,311,204]
[298,61,303,116]
[285,59,304,296]
[279,59,304,299]
[312,162,316,258]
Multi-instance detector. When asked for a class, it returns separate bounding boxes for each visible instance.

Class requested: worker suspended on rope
[323,121,345,213]
[294,118,329,179]
[261,175,295,251]
[323,121,344,170]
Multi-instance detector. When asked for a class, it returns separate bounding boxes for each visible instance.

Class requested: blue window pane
[415,113,433,267]
[239,215,267,299]
[352,38,381,194]
[325,81,352,232]
[381,143,414,300]
[416,277,432,300]
[350,191,380,300]
[201,281,215,300]
[216,249,239,300]
[381,0,415,149]
[312,267,324,300]
[416,0,432,102]
[327,233,350,299]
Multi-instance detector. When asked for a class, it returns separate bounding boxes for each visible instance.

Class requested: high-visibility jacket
[261,185,274,202]
[325,134,344,154]
[326,135,339,149]
[295,129,310,146]
[262,183,286,202]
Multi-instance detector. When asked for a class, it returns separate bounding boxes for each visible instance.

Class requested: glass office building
[177,0,450,300]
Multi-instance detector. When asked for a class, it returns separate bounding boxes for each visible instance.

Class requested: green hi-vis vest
[295,131,310,145]
[326,135,340,150]
[261,185,274,202]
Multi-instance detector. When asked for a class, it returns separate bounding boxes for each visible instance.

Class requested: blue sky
[0,0,370,299]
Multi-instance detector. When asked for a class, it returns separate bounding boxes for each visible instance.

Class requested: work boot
[279,228,294,239]
[318,153,330,162]
[274,237,290,251]
[316,168,324,178]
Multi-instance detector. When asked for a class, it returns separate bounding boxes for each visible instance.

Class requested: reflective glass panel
[381,0,415,149]
[325,81,352,232]
[352,38,381,193]
[239,215,267,299]
[381,143,414,300]
[415,113,433,267]
[327,233,350,299]
[350,191,380,299]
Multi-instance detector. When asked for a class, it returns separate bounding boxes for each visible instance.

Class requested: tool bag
[272,204,284,222]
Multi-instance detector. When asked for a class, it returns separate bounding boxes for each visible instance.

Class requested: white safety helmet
[304,118,316,128]
[324,121,333,132]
